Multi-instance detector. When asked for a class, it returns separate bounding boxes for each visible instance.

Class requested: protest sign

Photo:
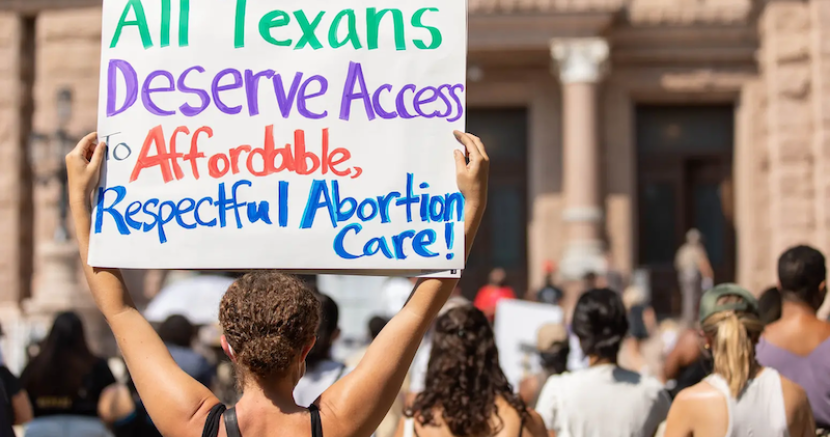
[91,0,468,271]
[493,300,564,389]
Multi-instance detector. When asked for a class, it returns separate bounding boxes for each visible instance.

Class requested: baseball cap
[537,323,569,351]
[699,283,759,323]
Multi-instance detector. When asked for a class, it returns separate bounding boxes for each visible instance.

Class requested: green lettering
[109,0,153,49]
[179,0,190,47]
[293,10,325,50]
[328,9,362,49]
[161,0,171,47]
[259,10,292,47]
[234,0,247,48]
[411,8,442,50]
[366,8,406,51]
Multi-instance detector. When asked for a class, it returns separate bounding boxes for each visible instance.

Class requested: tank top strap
[403,417,415,437]
[309,404,324,437]
[201,404,227,437]
[704,374,735,436]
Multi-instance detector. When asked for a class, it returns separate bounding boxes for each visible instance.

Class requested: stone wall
[761,2,817,260]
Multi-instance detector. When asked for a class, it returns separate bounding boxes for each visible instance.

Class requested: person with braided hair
[536,288,670,437]
[397,305,546,437]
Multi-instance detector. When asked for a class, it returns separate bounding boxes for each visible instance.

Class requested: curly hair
[407,306,527,436]
[219,272,320,380]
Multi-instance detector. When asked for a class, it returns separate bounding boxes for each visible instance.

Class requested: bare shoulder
[779,374,809,408]
[525,408,548,437]
[674,380,724,408]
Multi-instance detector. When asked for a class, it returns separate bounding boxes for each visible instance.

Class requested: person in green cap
[663,283,815,437]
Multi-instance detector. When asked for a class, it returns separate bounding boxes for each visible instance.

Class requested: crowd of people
[0,131,828,437]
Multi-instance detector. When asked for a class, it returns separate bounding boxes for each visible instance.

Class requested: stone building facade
[0,0,829,366]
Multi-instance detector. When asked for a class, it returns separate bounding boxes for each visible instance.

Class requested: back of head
[572,288,629,361]
[305,292,340,367]
[368,316,388,340]
[758,287,782,326]
[777,245,827,309]
[219,272,320,381]
[409,305,526,436]
[158,315,195,348]
[489,268,507,287]
[536,323,570,375]
[22,311,95,398]
[699,284,763,397]
[686,228,701,244]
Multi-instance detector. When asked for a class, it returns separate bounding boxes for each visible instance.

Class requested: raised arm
[66,133,218,437]
[317,131,489,437]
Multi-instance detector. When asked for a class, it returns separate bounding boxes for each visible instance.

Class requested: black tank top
[201,403,323,437]
[669,357,713,399]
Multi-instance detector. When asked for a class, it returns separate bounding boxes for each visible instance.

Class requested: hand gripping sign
[91,0,468,273]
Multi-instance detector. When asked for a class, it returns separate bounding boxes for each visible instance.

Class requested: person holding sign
[65,130,489,437]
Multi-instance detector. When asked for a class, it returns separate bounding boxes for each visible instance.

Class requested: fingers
[89,142,107,172]
[453,131,482,164]
[70,132,98,158]
[467,134,489,162]
[453,149,467,174]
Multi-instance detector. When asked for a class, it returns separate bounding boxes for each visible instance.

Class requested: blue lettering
[175,198,197,229]
[363,236,394,258]
[333,223,364,259]
[195,196,217,227]
[94,186,130,235]
[391,230,416,260]
[413,229,438,258]
[125,200,143,231]
[395,173,419,223]
[332,181,357,222]
[300,180,337,229]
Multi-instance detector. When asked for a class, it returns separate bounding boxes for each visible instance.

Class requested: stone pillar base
[559,239,606,281]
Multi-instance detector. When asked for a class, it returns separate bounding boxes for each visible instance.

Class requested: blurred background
[0,0,827,398]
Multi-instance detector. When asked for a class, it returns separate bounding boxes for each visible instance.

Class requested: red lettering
[294,130,320,175]
[246,125,276,177]
[169,127,189,180]
[272,144,296,173]
[208,153,230,178]
[130,125,177,183]
[185,127,210,180]
[229,145,252,174]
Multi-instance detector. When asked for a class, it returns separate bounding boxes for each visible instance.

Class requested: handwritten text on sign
[90,0,468,270]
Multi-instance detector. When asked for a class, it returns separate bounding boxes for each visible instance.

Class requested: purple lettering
[297,75,328,119]
[339,61,375,121]
[395,84,417,119]
[372,84,397,119]
[178,66,210,117]
[435,84,454,118]
[273,72,303,118]
[244,69,275,116]
[448,83,465,123]
[414,86,440,119]
[211,68,243,115]
[107,59,138,117]
[141,70,176,116]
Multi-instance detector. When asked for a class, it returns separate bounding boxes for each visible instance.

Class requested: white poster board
[91,0,468,271]
[493,300,564,390]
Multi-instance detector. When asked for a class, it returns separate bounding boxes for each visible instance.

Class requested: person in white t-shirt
[294,292,352,407]
[536,288,671,437]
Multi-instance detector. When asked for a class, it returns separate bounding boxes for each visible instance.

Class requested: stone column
[551,38,609,281]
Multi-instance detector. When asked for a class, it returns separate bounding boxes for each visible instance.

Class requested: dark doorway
[636,105,735,317]
[459,108,529,300]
